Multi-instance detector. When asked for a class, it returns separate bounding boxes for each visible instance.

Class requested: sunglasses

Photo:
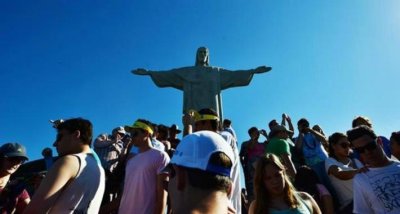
[353,140,378,154]
[6,157,25,164]
[338,142,351,149]
[55,133,64,142]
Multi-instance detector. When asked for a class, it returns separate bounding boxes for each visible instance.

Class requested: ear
[227,181,233,198]
[176,167,186,191]
[74,130,81,140]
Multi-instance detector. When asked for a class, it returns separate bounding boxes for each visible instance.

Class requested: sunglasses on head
[353,140,378,154]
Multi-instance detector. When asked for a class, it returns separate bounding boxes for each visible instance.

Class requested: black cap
[0,143,28,161]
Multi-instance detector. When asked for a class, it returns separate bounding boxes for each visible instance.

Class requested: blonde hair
[253,153,300,214]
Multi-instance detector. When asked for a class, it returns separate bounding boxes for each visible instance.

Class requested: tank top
[269,193,312,214]
[49,153,105,214]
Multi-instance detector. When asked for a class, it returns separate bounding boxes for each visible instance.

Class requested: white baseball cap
[171,130,234,177]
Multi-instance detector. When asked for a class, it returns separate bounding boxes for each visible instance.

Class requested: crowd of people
[1,112,400,214]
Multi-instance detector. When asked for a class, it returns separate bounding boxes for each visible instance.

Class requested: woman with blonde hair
[249,154,321,214]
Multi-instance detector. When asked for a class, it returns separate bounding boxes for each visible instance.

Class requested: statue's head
[195,47,209,66]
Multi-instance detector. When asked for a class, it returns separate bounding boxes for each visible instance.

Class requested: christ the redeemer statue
[132,47,271,118]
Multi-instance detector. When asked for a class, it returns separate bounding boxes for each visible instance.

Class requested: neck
[372,157,392,168]
[181,190,229,214]
[0,174,10,188]
[335,155,349,163]
[138,139,152,153]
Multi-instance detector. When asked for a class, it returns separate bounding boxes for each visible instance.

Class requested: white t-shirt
[353,161,400,214]
[220,131,241,214]
[119,148,170,214]
[325,157,363,209]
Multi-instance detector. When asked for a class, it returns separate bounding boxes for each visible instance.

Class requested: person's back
[49,153,105,213]
[25,118,105,213]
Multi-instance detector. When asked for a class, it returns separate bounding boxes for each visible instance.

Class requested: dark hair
[184,152,232,193]
[347,125,377,143]
[390,131,400,145]
[268,120,278,130]
[248,127,258,136]
[328,132,347,160]
[297,118,309,127]
[352,116,372,128]
[198,108,219,131]
[223,119,231,126]
[57,118,93,145]
[294,165,322,207]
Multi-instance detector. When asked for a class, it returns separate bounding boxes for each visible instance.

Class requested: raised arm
[220,66,272,90]
[131,67,185,90]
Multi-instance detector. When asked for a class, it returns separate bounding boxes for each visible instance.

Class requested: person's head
[53,118,93,156]
[352,116,373,128]
[112,126,126,141]
[328,132,351,160]
[157,124,169,141]
[297,118,310,133]
[124,119,154,147]
[222,119,231,129]
[312,125,324,136]
[390,131,400,160]
[169,124,182,137]
[294,165,321,205]
[269,125,293,139]
[248,127,260,140]
[0,143,28,176]
[195,47,209,66]
[168,131,233,213]
[347,125,386,167]
[194,108,219,132]
[268,119,279,131]
[253,154,299,213]
[41,147,53,158]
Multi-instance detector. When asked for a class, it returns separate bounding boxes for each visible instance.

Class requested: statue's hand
[254,66,272,74]
[132,68,149,75]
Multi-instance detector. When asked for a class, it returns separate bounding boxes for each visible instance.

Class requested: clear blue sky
[1,0,399,161]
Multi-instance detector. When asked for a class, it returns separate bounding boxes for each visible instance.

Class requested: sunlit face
[263,164,285,196]
[196,48,208,65]
[333,137,351,157]
[1,157,25,175]
[53,129,75,156]
[352,135,383,166]
[390,138,400,160]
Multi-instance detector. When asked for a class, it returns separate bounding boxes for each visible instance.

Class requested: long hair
[328,132,347,160]
[253,153,299,214]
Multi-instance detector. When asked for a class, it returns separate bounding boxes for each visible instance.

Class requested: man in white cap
[167,131,234,214]
[183,108,241,214]
[119,119,170,214]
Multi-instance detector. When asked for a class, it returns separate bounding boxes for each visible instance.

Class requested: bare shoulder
[297,191,322,214]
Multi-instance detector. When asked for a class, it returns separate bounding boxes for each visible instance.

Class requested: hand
[260,129,267,136]
[254,66,272,74]
[182,111,195,126]
[132,68,149,75]
[357,166,369,173]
